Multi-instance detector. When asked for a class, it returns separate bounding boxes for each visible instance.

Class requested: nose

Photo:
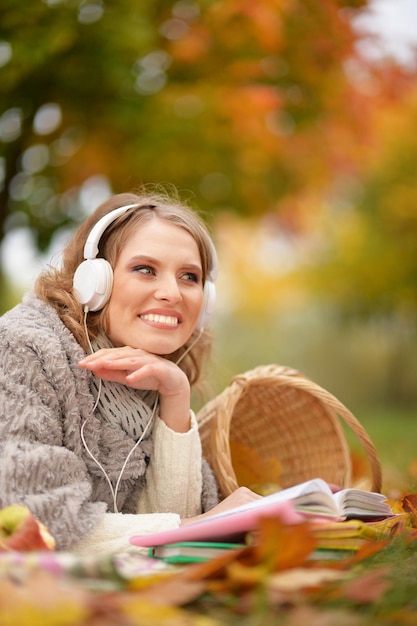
[154,273,182,303]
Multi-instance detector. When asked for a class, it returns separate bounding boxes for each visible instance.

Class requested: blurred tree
[301,81,417,404]
[135,0,378,219]
[310,79,417,317]
[0,0,158,249]
[0,0,416,313]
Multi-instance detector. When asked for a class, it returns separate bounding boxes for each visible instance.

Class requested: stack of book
[130,478,399,564]
[308,516,401,560]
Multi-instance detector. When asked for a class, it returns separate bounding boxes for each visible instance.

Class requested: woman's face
[106,218,204,354]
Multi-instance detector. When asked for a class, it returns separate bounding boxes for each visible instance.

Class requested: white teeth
[141,314,179,326]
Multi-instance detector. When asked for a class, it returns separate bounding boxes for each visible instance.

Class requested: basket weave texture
[197,364,382,498]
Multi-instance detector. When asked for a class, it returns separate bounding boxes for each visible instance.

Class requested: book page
[332,488,392,517]
[203,478,334,522]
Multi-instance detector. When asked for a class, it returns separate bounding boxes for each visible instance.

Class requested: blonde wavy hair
[34,188,216,387]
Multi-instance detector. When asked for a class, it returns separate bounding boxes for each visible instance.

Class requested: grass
[346,405,417,495]
[363,540,417,619]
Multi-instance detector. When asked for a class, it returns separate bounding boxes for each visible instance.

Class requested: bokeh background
[1,0,416,485]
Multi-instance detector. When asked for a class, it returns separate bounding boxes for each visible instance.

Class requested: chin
[133,339,182,355]
[124,325,190,354]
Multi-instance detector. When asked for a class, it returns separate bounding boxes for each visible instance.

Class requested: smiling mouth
[140,313,180,326]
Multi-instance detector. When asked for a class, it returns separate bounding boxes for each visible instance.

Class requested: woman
[0,189,260,555]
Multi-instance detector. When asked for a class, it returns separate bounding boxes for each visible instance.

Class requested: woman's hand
[181,487,263,525]
[78,347,191,432]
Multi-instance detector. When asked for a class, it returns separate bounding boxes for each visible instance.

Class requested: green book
[148,541,247,564]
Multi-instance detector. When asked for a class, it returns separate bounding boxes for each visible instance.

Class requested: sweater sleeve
[0,310,108,551]
[71,511,181,556]
[136,411,203,519]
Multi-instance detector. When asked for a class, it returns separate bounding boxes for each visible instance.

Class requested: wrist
[159,394,191,433]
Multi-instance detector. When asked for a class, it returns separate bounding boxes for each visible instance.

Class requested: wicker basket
[197,364,382,498]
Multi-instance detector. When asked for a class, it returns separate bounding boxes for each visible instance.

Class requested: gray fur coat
[0,293,218,549]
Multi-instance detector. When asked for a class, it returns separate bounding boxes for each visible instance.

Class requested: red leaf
[402,494,417,527]
[337,568,392,604]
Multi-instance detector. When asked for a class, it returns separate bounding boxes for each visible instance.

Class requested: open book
[131,478,394,549]
[257,477,392,519]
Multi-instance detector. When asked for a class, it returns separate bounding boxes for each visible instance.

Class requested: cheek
[108,277,132,311]
[191,291,205,320]
[105,288,128,332]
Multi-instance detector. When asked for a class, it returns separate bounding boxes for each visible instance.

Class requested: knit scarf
[90,338,159,441]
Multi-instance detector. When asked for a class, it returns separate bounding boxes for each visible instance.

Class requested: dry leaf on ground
[285,605,363,626]
[267,566,346,592]
[0,571,89,626]
[329,567,392,604]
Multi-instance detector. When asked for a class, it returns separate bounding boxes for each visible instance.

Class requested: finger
[125,362,161,383]
[80,354,148,371]
[84,366,130,384]
[79,347,144,364]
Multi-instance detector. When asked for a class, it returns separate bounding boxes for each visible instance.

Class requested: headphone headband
[83,204,140,259]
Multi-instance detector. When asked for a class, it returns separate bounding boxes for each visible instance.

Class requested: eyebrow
[127,255,202,273]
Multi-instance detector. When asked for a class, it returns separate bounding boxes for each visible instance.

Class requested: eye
[133,264,155,276]
[181,271,200,283]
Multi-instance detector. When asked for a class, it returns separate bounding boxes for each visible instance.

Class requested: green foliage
[306,92,417,321]
[0,270,24,315]
[0,0,159,246]
[0,0,381,247]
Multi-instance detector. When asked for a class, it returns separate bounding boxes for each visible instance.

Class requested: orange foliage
[209,0,287,53]
[230,440,282,491]
[167,25,211,64]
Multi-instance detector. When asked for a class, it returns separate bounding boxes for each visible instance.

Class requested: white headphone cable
[80,396,158,513]
[80,309,203,512]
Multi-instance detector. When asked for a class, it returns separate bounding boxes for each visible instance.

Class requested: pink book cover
[130,499,304,548]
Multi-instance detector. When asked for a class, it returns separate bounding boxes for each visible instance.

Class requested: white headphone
[73,203,218,330]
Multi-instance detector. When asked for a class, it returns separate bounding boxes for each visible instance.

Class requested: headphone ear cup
[73,259,113,312]
[196,280,216,330]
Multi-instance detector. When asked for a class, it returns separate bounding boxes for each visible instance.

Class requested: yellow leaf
[225,560,270,588]
[127,576,205,608]
[122,598,218,626]
[230,440,282,490]
[0,572,88,626]
[127,570,178,592]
